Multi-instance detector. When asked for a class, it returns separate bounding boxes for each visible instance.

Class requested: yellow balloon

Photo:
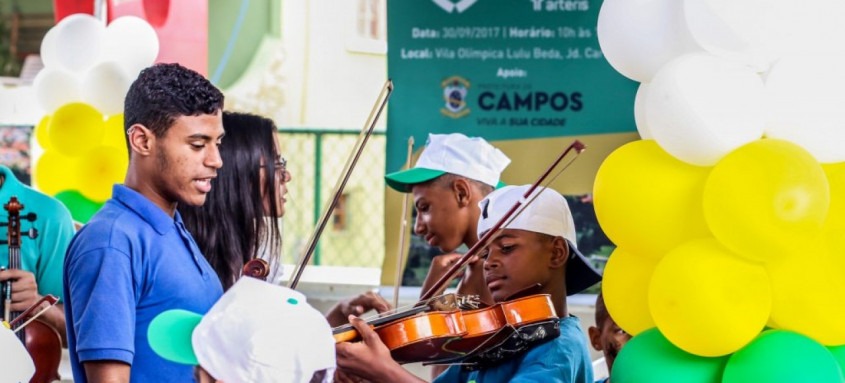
[34,150,80,195]
[822,162,845,252]
[47,102,106,157]
[76,145,129,202]
[34,115,51,150]
[768,242,845,345]
[102,114,127,150]
[703,139,829,262]
[602,247,658,336]
[594,140,711,259]
[649,238,771,357]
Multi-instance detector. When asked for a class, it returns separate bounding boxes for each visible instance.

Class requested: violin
[332,141,586,366]
[1,197,63,383]
[333,293,475,364]
[332,292,560,365]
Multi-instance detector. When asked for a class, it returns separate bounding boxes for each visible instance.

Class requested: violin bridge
[457,294,482,310]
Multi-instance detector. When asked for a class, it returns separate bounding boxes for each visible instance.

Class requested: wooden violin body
[445,294,557,355]
[333,294,473,363]
[23,320,63,383]
[377,310,467,363]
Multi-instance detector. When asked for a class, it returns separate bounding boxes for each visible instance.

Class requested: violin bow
[392,136,415,308]
[7,294,59,332]
[288,80,394,289]
[419,140,586,302]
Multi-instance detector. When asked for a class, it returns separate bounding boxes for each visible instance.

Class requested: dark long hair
[179,112,282,290]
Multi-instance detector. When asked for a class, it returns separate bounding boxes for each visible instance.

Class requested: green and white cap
[385,133,511,192]
[148,278,335,383]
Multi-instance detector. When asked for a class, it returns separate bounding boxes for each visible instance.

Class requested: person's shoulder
[69,203,141,255]
[13,185,73,221]
[522,317,592,364]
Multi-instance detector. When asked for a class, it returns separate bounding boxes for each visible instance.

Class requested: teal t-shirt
[434,315,594,383]
[0,166,75,299]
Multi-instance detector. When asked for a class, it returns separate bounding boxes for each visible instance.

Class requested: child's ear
[127,124,154,156]
[588,326,603,351]
[452,178,471,207]
[548,236,569,269]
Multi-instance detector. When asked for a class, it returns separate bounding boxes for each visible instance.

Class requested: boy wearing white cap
[385,133,511,304]
[336,185,601,383]
[147,278,336,383]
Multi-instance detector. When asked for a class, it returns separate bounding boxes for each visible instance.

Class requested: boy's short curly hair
[124,63,224,138]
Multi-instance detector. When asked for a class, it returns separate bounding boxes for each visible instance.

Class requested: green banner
[386,0,638,172]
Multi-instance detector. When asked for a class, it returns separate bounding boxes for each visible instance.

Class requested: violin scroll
[242,259,270,281]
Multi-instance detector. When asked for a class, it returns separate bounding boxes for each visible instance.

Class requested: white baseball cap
[477,185,602,295]
[0,325,35,382]
[385,133,511,192]
[148,278,336,383]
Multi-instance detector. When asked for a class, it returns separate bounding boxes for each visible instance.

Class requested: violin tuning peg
[23,212,37,222]
[26,228,38,239]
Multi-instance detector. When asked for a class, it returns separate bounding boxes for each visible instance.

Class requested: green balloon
[54,190,104,224]
[827,345,845,378]
[723,330,843,383]
[613,328,727,383]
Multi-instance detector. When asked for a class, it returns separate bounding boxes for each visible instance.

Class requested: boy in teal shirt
[0,165,74,343]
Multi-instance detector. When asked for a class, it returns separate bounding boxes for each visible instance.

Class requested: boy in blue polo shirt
[63,63,226,383]
[336,185,601,382]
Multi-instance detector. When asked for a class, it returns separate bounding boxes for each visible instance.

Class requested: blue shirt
[434,316,594,383]
[0,165,74,300]
[64,185,223,383]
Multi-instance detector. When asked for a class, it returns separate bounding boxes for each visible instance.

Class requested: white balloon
[54,14,105,73]
[683,0,797,70]
[634,83,651,139]
[102,16,160,78]
[40,27,59,69]
[646,53,767,166]
[780,0,845,56]
[32,67,82,113]
[0,327,35,383]
[82,61,133,115]
[597,0,701,82]
[765,54,845,163]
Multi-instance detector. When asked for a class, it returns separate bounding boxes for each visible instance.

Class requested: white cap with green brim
[385,133,511,192]
[148,278,335,383]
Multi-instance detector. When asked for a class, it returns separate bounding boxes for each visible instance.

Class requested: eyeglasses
[274,157,287,171]
[274,157,288,181]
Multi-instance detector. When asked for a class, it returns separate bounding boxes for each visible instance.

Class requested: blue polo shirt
[64,185,223,383]
[434,316,594,383]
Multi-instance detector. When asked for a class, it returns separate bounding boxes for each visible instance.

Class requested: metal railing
[276,127,386,268]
